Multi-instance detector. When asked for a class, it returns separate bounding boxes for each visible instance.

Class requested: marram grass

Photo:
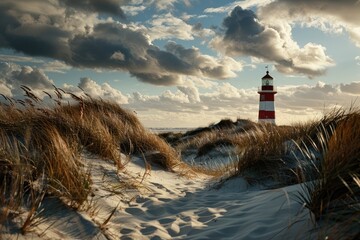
[0,86,359,238]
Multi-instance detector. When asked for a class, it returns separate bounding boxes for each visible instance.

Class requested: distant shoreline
[149,128,192,134]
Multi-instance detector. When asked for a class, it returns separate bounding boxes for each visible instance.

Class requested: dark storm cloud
[223,7,264,40]
[7,25,72,60]
[64,22,239,85]
[61,0,126,18]
[147,48,195,75]
[0,0,241,86]
[165,41,240,79]
[212,6,334,78]
[217,7,274,59]
[131,72,181,86]
[67,22,191,85]
[0,1,71,59]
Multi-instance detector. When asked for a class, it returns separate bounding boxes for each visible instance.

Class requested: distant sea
[149,128,192,134]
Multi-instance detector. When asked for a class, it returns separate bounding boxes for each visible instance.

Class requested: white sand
[2,155,316,239]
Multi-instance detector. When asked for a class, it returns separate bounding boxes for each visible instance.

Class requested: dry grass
[0,86,187,234]
[1,86,359,238]
[295,110,360,239]
[173,119,311,181]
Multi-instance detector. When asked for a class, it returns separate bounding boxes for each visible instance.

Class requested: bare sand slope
[3,156,315,240]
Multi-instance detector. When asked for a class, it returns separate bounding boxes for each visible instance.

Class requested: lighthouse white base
[258,118,276,124]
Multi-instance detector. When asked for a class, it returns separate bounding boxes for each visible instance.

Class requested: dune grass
[0,86,185,233]
[1,86,359,238]
[171,118,314,182]
[171,110,359,238]
[294,109,360,239]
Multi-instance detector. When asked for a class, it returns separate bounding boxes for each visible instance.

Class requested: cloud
[110,51,126,61]
[1,60,358,128]
[41,60,71,73]
[122,0,192,17]
[122,5,146,16]
[356,56,360,65]
[69,24,240,85]
[61,0,126,18]
[0,62,54,98]
[131,72,181,86]
[128,80,360,127]
[0,1,241,86]
[340,82,360,95]
[11,66,54,90]
[259,0,360,47]
[165,41,242,79]
[0,54,43,63]
[148,13,193,40]
[177,85,201,103]
[191,22,215,39]
[211,6,334,78]
[78,77,129,104]
[150,0,178,11]
[204,0,274,13]
[147,13,214,41]
[0,62,128,105]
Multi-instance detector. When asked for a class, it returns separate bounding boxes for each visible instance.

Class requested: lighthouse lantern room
[258,70,277,124]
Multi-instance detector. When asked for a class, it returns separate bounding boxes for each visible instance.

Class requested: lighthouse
[258,70,277,124]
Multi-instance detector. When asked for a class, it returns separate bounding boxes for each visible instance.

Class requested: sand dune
[3,155,317,240]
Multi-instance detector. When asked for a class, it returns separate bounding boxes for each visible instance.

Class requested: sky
[0,0,360,128]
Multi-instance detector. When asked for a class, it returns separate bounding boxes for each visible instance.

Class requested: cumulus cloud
[150,0,178,11]
[259,0,360,47]
[177,85,201,103]
[0,1,241,86]
[148,13,194,40]
[127,80,360,127]
[12,66,54,90]
[67,23,180,85]
[147,13,214,41]
[42,60,71,73]
[122,0,191,16]
[340,82,360,95]
[0,62,129,105]
[204,0,274,13]
[0,54,43,63]
[0,62,54,98]
[110,51,126,61]
[122,5,146,16]
[211,6,334,78]
[165,41,242,79]
[78,77,129,104]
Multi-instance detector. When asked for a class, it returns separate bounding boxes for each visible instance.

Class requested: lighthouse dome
[262,71,273,80]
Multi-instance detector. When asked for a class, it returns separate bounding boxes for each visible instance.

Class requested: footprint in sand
[125,207,145,215]
[158,217,176,224]
[135,196,148,203]
[152,183,176,194]
[120,228,134,234]
[195,208,226,223]
[120,236,133,240]
[140,225,158,235]
[158,197,172,203]
[150,236,162,240]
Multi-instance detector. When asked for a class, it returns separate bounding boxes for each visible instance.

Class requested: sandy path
[87,157,315,240]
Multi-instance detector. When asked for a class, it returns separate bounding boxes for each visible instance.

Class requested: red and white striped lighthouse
[258,70,277,124]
